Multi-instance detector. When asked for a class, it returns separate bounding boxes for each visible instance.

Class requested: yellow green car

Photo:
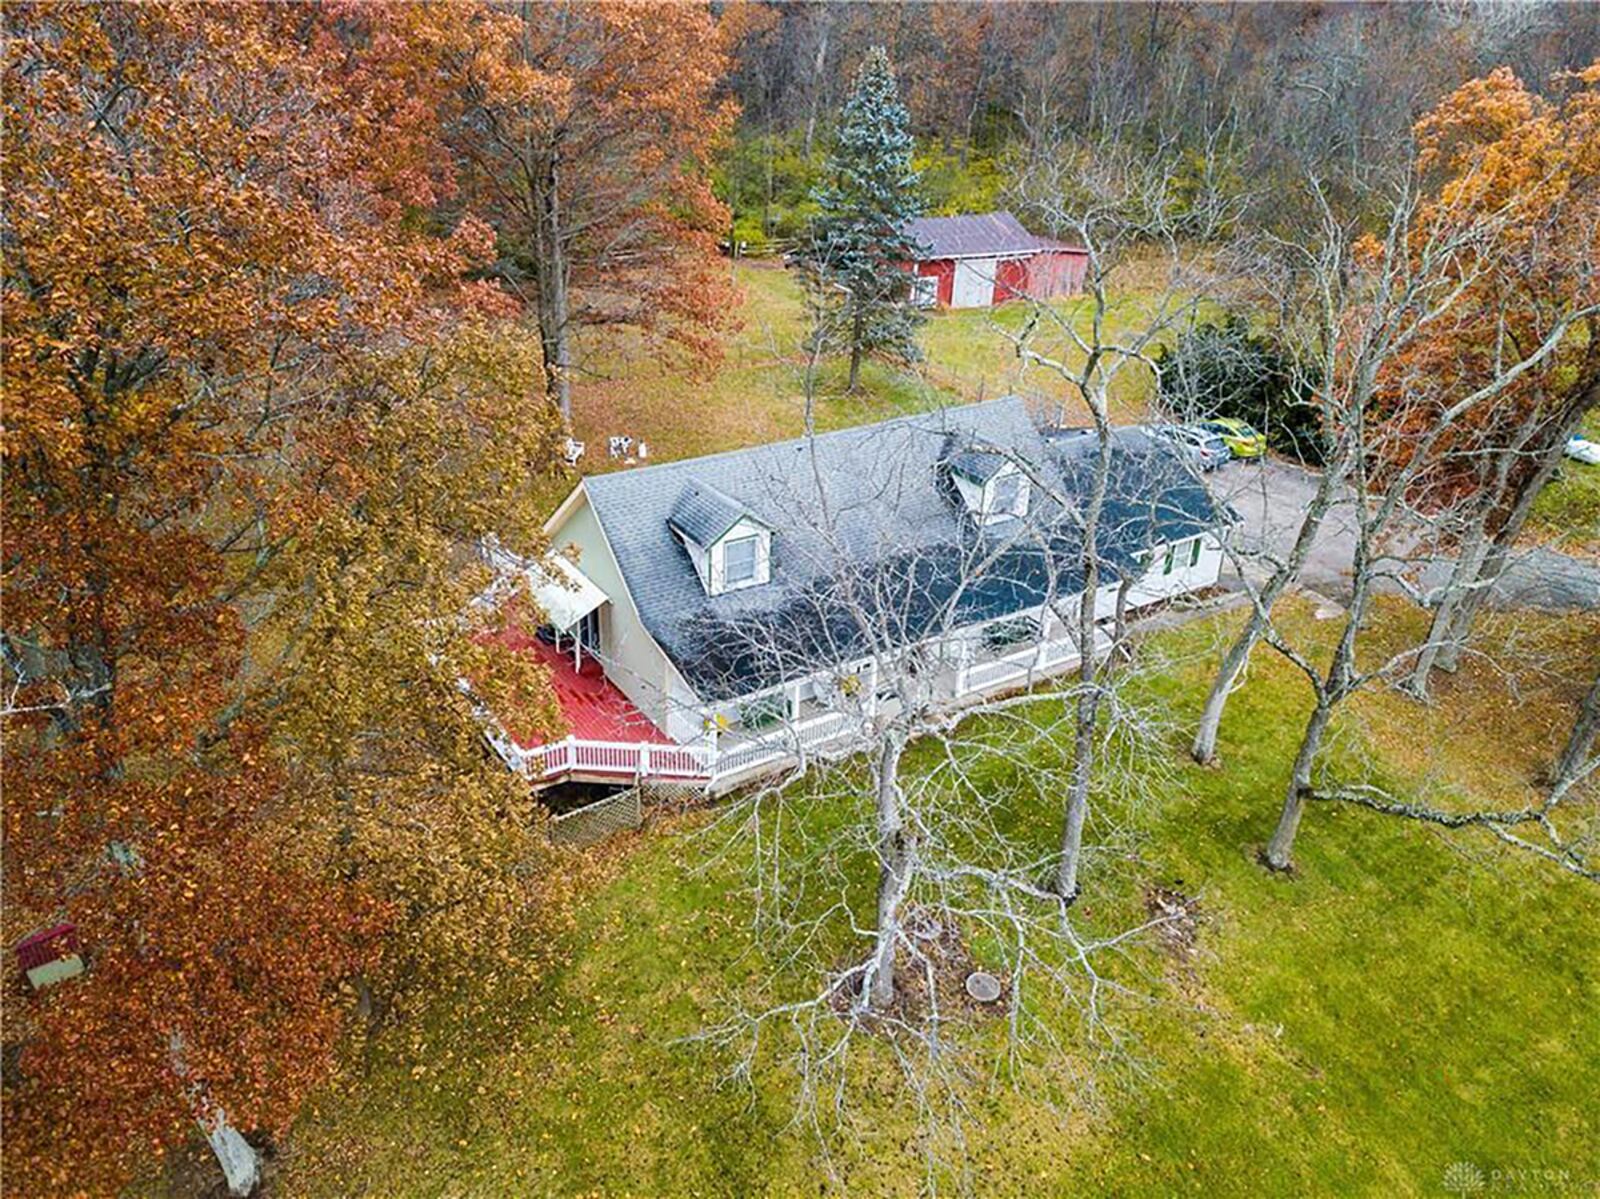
[1200,417,1268,460]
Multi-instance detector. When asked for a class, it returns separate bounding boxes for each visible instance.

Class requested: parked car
[1148,424,1229,471]
[1200,417,1268,461]
[1565,435,1600,465]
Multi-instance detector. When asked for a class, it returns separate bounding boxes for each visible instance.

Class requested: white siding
[1124,533,1226,610]
[709,518,770,593]
[663,663,706,744]
[953,465,1030,525]
[952,472,985,512]
[982,468,1030,521]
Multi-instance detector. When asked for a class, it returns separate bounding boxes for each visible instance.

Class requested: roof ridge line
[582,396,1025,487]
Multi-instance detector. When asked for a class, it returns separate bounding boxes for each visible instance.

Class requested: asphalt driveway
[1206,457,1600,612]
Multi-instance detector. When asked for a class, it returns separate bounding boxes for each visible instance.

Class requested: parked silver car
[1148,424,1230,471]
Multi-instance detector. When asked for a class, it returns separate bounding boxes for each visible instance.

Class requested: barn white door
[951,257,997,308]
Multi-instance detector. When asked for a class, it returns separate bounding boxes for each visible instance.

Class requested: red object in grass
[16,922,79,972]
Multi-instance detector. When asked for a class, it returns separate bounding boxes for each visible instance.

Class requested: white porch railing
[523,737,716,780]
[523,709,859,785]
[520,632,1097,787]
[711,708,859,781]
[956,634,1084,697]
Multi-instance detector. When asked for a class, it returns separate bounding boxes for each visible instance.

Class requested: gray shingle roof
[944,443,1010,483]
[906,211,1082,260]
[666,478,759,549]
[580,399,1225,700]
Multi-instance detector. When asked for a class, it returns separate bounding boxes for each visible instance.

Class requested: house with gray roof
[496,398,1230,791]
[906,211,1088,309]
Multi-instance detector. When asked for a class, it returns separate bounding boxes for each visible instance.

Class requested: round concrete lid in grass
[965,971,1002,1003]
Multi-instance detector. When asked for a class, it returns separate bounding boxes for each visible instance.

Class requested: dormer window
[724,535,759,587]
[988,470,1026,520]
[669,478,773,596]
[945,443,1030,526]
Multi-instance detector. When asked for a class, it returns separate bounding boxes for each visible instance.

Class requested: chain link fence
[549,785,643,849]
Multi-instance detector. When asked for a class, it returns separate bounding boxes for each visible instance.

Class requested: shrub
[1154,316,1325,463]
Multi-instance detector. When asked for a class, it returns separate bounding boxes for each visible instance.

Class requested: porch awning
[525,553,608,632]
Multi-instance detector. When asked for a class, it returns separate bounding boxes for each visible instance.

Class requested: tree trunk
[1266,504,1371,873]
[1054,684,1096,900]
[1055,423,1113,901]
[170,1032,261,1196]
[1110,573,1134,655]
[1550,667,1600,798]
[803,18,830,160]
[1414,401,1572,689]
[865,732,911,1010]
[1192,614,1260,764]
[203,1111,262,1198]
[1192,453,1348,764]
[1265,697,1333,871]
[847,304,865,392]
[1407,498,1492,695]
[1436,383,1598,672]
[531,154,572,420]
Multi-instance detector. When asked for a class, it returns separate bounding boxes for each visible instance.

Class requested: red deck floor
[498,628,674,750]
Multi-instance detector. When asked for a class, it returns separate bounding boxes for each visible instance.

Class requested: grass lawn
[1529,409,1600,558]
[540,262,1165,513]
[273,599,1600,1197]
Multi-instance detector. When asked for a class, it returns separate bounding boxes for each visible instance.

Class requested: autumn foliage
[1369,62,1600,504]
[2,4,564,1191]
[6,0,1592,1190]
[439,1,740,413]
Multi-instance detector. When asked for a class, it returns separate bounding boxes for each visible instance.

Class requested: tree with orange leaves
[1246,65,1600,875]
[1392,63,1600,694]
[2,4,562,1193]
[440,1,739,419]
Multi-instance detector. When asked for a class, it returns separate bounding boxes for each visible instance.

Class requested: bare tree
[1549,664,1600,803]
[1004,130,1241,897]
[1242,183,1600,871]
[671,402,1223,1184]
[1189,200,1365,766]
[1406,381,1599,691]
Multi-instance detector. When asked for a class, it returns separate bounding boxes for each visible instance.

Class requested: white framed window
[964,466,1027,524]
[991,473,1022,515]
[723,535,759,587]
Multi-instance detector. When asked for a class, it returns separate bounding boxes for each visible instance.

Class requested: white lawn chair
[561,436,585,466]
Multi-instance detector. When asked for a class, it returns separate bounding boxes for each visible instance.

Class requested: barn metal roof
[905,211,1083,261]
[579,400,1227,701]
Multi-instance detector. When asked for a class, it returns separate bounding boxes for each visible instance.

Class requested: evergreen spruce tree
[802,47,925,392]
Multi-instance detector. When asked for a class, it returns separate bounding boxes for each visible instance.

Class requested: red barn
[905,211,1088,309]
